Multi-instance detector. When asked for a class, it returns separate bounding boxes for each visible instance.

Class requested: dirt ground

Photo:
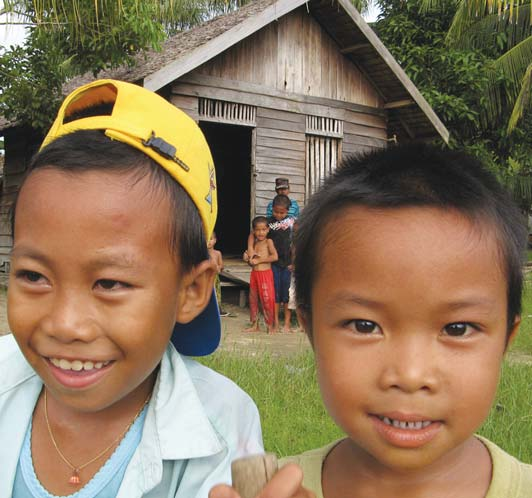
[0,291,311,356]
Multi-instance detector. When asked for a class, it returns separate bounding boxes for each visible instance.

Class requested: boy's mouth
[377,416,432,430]
[370,413,443,448]
[49,357,112,372]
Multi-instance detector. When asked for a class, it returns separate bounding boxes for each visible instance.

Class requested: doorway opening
[200,121,252,256]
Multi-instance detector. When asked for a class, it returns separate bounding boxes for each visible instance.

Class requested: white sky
[0,12,28,48]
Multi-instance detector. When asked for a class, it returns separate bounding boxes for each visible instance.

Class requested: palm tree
[421,0,532,134]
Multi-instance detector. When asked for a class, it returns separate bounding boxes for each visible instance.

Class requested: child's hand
[209,463,314,498]
[243,250,250,262]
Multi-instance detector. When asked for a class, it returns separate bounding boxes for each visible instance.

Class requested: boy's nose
[379,337,439,393]
[41,291,98,343]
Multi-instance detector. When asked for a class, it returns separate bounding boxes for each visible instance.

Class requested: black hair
[272,194,291,210]
[11,129,208,273]
[252,215,269,228]
[294,143,527,338]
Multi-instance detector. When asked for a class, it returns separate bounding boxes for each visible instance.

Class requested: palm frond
[483,35,532,123]
[508,63,532,133]
[447,4,531,49]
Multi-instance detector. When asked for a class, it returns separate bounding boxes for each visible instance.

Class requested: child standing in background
[267,195,295,332]
[244,216,278,333]
[208,232,229,317]
[247,195,295,332]
[211,144,532,498]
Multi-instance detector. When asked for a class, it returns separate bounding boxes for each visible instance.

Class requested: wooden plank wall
[254,107,306,215]
[0,128,38,265]
[196,6,383,108]
[170,78,388,215]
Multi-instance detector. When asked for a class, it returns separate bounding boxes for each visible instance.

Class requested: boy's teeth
[50,358,110,371]
[381,416,431,429]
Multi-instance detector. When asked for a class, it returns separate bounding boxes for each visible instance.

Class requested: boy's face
[253,222,269,241]
[307,206,518,473]
[276,187,289,196]
[272,205,289,221]
[8,168,201,413]
[208,235,216,249]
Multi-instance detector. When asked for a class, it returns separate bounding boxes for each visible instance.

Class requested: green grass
[479,362,532,461]
[514,277,532,355]
[200,350,342,457]
[200,349,532,463]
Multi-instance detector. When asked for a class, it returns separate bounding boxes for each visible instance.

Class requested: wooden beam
[176,73,387,121]
[340,43,371,54]
[384,99,415,109]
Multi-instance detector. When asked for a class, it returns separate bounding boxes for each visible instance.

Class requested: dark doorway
[200,121,252,256]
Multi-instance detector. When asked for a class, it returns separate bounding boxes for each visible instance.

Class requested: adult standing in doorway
[266,177,300,219]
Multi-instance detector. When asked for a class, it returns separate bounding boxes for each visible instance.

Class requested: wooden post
[231,453,278,498]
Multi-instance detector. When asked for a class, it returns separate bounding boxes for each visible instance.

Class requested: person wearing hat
[2,79,262,497]
[266,178,300,219]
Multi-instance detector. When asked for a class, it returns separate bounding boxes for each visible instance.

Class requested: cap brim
[170,289,221,356]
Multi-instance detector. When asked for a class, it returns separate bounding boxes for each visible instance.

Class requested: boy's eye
[443,322,478,337]
[346,319,381,334]
[16,270,47,285]
[94,279,130,291]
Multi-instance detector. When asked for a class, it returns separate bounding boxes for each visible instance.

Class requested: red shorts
[249,268,275,325]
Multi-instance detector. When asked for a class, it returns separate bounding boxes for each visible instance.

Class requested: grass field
[201,293,532,463]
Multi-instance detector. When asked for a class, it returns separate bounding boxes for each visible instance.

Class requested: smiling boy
[211,144,532,498]
[1,79,262,497]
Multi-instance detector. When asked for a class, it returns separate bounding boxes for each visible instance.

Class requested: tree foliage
[375,0,532,210]
[419,0,532,133]
[0,0,249,131]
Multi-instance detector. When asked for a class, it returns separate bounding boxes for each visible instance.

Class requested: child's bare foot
[244,322,259,332]
[267,325,276,334]
[282,325,291,333]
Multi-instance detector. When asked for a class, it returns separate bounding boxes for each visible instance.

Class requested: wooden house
[0,0,448,263]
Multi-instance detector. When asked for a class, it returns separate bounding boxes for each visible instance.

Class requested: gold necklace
[43,389,150,485]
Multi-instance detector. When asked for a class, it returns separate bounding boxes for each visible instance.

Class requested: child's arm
[215,249,224,271]
[209,463,313,498]
[247,232,256,259]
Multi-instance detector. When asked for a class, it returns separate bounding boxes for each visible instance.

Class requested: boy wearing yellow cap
[1,80,263,497]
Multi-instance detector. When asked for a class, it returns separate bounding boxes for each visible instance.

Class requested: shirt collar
[145,344,224,460]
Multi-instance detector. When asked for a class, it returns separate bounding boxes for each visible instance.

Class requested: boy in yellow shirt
[211,144,532,498]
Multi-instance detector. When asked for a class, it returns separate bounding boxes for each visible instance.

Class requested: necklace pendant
[68,470,81,485]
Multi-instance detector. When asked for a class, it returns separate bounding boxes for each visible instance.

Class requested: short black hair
[12,129,208,272]
[294,144,527,338]
[252,215,268,228]
[272,194,291,210]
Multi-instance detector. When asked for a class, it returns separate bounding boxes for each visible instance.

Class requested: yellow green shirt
[280,436,532,497]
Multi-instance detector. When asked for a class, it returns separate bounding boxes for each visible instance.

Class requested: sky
[0,12,28,48]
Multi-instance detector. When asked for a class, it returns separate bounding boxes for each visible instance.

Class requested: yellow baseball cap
[42,79,217,239]
[42,79,220,356]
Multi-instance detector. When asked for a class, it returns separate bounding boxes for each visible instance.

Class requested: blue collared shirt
[0,334,263,498]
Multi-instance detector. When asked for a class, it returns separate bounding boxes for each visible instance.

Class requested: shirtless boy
[244,216,278,333]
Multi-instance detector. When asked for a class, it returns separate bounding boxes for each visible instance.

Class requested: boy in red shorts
[244,216,278,333]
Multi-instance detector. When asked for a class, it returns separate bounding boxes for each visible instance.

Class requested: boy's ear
[506,315,521,349]
[175,259,217,324]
